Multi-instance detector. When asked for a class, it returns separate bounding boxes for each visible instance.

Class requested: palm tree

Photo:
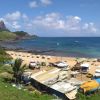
[11,58,26,84]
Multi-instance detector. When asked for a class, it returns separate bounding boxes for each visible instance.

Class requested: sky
[0,0,100,37]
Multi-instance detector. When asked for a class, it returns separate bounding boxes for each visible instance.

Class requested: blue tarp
[95,78,100,84]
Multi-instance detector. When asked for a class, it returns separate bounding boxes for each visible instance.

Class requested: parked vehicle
[29,62,37,69]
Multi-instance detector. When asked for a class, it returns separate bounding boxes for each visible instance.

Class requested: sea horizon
[1,37,100,58]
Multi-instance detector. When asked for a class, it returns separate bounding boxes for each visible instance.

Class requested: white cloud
[5,11,21,21]
[0,11,98,36]
[33,13,64,29]
[6,12,29,23]
[62,16,82,33]
[29,0,52,8]
[0,18,5,21]
[0,11,24,30]
[82,22,97,33]
[22,14,29,21]
[22,14,28,19]
[40,0,52,5]
[29,1,38,8]
[0,17,10,27]
[4,21,21,30]
[32,13,97,34]
[12,21,21,29]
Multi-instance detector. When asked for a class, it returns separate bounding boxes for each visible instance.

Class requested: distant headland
[0,20,38,41]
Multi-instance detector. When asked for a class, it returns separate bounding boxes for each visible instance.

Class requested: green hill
[0,30,37,41]
[13,31,38,39]
[13,31,29,37]
[0,31,17,40]
[0,20,38,41]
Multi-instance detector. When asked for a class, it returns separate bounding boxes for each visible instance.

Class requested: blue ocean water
[12,37,100,58]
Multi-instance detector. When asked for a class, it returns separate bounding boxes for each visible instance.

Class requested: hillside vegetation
[0,20,37,41]
[13,31,29,37]
[0,49,54,100]
[0,31,16,40]
[0,78,53,100]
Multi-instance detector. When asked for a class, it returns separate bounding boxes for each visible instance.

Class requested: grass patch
[0,78,54,100]
[0,65,12,73]
[0,31,16,40]
[0,62,54,100]
[77,92,100,100]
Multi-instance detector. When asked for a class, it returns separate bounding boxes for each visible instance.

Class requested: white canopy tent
[94,69,100,77]
[80,63,90,73]
[80,63,89,68]
[54,61,68,68]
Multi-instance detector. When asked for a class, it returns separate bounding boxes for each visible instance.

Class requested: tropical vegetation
[76,91,100,100]
[0,47,12,63]
[0,78,54,100]
[0,48,54,100]
[11,58,26,84]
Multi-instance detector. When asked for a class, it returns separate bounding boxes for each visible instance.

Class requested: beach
[5,50,100,99]
[1,1,100,99]
[6,50,100,99]
[6,50,100,75]
[6,50,76,66]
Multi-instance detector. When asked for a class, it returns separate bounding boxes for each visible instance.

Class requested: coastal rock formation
[0,20,38,41]
[0,20,7,30]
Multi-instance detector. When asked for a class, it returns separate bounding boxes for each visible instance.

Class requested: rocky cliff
[0,20,37,40]
[0,20,7,30]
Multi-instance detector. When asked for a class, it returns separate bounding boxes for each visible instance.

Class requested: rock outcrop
[0,20,7,30]
[0,20,38,40]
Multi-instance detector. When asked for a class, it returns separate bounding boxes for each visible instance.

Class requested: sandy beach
[6,50,100,75]
[6,50,77,67]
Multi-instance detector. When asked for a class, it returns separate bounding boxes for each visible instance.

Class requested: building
[30,67,81,100]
